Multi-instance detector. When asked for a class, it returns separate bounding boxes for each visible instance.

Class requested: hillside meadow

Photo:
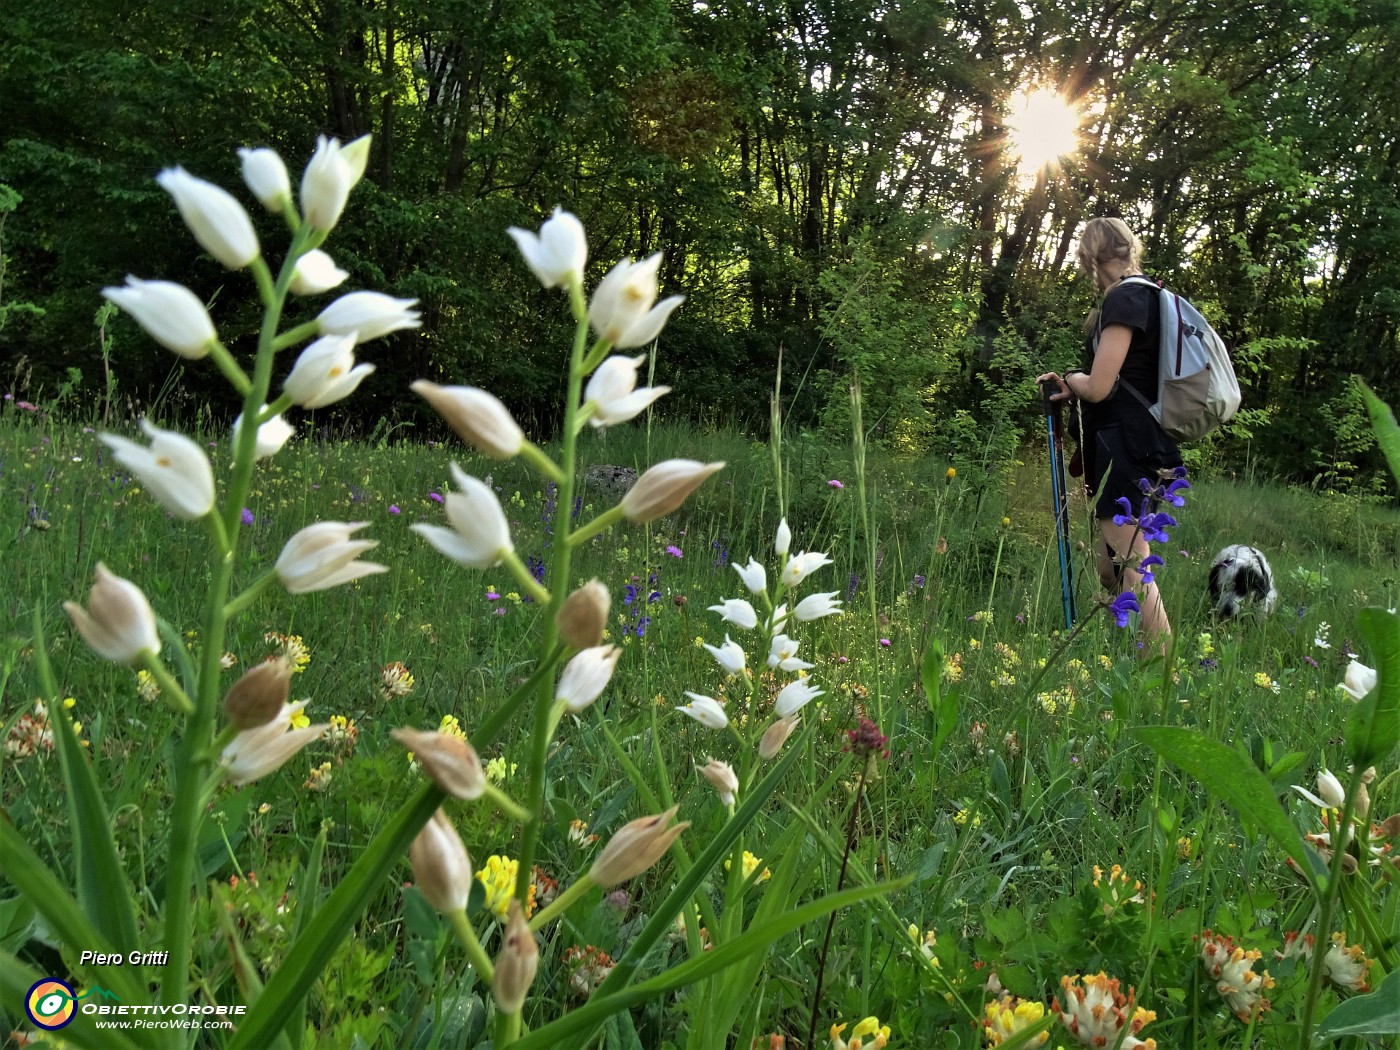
[3,391,1398,1048]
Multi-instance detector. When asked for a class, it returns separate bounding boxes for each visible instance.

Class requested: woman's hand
[1037,371,1073,402]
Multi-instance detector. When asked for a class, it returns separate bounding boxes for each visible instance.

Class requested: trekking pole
[1040,379,1077,629]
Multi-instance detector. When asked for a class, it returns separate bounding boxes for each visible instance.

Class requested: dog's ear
[1208,561,1226,600]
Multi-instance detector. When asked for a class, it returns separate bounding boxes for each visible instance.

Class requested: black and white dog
[1208,545,1278,620]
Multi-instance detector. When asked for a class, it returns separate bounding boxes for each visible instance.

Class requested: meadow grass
[2,399,1397,1048]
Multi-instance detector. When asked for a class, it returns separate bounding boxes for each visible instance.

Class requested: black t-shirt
[1081,278,1161,431]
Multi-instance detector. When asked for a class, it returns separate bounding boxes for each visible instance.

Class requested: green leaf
[511,877,908,1049]
[1357,379,1400,488]
[33,611,140,955]
[920,637,942,714]
[0,950,142,1050]
[229,783,444,1050]
[1130,727,1320,897]
[1313,967,1400,1042]
[0,820,146,1006]
[550,724,813,1048]
[1347,608,1400,767]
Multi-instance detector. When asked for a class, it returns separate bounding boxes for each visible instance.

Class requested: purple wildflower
[846,716,890,759]
[878,637,891,647]
[429,491,444,503]
[666,545,683,558]
[389,505,401,515]
[1138,554,1163,585]
[1109,591,1140,628]
[241,508,255,526]
[828,479,844,489]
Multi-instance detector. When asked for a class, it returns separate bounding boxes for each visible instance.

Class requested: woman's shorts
[1086,423,1182,520]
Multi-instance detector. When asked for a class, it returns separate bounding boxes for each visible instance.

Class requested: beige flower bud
[697,759,738,806]
[392,727,486,800]
[410,809,473,914]
[63,563,161,666]
[411,380,525,460]
[492,899,539,1013]
[557,579,610,649]
[222,657,293,730]
[620,460,725,523]
[758,714,801,760]
[588,805,689,889]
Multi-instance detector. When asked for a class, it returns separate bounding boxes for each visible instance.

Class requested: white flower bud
[63,563,161,666]
[676,693,728,729]
[620,460,724,523]
[316,291,421,343]
[773,678,823,718]
[300,134,371,231]
[157,167,260,269]
[410,463,513,568]
[100,419,215,520]
[275,521,387,594]
[507,206,587,290]
[410,809,473,914]
[102,277,217,359]
[282,334,375,409]
[411,381,524,459]
[289,249,350,295]
[238,147,292,212]
[556,645,622,713]
[588,253,684,348]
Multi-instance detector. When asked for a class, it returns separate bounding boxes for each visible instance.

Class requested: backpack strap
[1098,275,1162,410]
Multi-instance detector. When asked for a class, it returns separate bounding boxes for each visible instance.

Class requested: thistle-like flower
[983,996,1049,1046]
[300,134,371,231]
[774,678,823,718]
[101,277,216,359]
[1052,973,1156,1050]
[221,702,329,786]
[588,804,689,888]
[507,206,587,290]
[100,419,215,520]
[584,354,671,427]
[1198,930,1274,1021]
[411,463,514,568]
[677,693,728,729]
[555,645,622,713]
[411,381,524,459]
[620,459,724,523]
[588,253,684,348]
[63,563,161,666]
[289,249,350,295]
[282,334,375,409]
[316,291,421,344]
[410,809,473,914]
[156,167,260,270]
[237,147,291,212]
[275,521,387,593]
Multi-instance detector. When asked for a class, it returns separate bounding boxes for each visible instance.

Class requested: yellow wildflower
[724,850,771,885]
[475,855,535,919]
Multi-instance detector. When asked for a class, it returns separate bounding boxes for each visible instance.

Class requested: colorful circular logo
[25,978,77,1030]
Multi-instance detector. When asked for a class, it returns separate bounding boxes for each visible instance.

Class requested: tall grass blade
[33,611,140,956]
[1347,608,1400,767]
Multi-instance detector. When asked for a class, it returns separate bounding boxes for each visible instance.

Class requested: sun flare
[1005,87,1082,179]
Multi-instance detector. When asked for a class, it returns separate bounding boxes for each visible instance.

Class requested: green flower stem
[223,570,279,620]
[480,782,531,825]
[579,336,612,375]
[205,340,253,398]
[571,401,598,433]
[567,505,625,548]
[165,227,309,1018]
[205,506,231,559]
[258,394,295,424]
[473,642,567,752]
[500,550,551,607]
[495,1011,522,1047]
[203,724,240,764]
[515,278,589,904]
[1297,775,1365,1048]
[520,441,565,484]
[249,256,277,309]
[138,652,195,716]
[271,320,321,351]
[528,874,597,933]
[447,909,495,983]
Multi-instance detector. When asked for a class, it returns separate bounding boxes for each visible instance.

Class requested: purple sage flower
[1109,591,1140,628]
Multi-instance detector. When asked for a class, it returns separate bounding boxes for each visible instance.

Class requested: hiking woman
[1037,217,1183,644]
